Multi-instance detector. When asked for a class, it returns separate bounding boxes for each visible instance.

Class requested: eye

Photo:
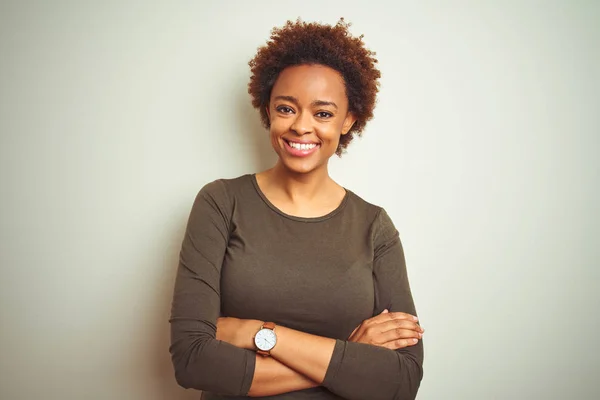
[276,105,294,114]
[316,111,333,119]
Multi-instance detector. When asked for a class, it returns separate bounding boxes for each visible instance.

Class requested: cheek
[269,118,292,139]
[322,120,345,139]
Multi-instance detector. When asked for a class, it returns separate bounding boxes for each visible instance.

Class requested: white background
[1,1,598,399]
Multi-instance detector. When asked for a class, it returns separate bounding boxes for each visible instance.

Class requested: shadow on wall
[150,86,276,399]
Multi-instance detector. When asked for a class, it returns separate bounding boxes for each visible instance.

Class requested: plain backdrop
[1,1,598,399]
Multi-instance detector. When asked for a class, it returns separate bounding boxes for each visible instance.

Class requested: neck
[266,161,332,201]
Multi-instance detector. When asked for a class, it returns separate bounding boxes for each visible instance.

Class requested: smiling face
[267,64,356,175]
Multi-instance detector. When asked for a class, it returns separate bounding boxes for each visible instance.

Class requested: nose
[290,111,312,135]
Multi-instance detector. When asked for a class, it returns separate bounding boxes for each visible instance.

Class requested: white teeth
[289,141,317,150]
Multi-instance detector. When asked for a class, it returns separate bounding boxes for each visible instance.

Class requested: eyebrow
[274,95,338,110]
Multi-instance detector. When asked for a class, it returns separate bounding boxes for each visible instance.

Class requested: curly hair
[248,18,381,155]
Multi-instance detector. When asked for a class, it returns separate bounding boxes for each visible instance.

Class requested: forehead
[271,64,348,104]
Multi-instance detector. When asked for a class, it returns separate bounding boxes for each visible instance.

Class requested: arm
[321,209,424,400]
[169,181,256,395]
[240,318,421,397]
[215,317,319,397]
[218,312,421,399]
[249,355,318,396]
[217,311,422,397]
[216,317,338,383]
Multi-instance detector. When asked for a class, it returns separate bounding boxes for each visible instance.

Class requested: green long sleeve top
[169,174,423,400]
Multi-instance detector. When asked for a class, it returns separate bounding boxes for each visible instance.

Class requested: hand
[348,309,424,350]
[216,316,263,350]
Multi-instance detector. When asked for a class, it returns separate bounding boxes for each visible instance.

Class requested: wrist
[244,319,264,350]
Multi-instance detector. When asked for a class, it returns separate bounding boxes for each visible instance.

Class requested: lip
[284,138,320,145]
[283,139,320,157]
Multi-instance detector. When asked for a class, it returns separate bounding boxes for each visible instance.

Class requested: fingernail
[412,338,418,343]
[383,309,389,313]
[413,316,418,321]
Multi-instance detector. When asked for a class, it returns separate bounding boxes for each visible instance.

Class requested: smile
[288,141,318,150]
[283,139,320,157]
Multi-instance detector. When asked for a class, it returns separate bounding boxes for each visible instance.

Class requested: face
[267,64,356,175]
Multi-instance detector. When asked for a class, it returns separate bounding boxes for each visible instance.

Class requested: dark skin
[258,64,354,218]
[216,64,424,397]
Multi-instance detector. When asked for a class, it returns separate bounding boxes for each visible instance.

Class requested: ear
[265,104,271,120]
[341,113,357,135]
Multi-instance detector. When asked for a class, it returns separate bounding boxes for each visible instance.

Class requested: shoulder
[345,189,398,242]
[197,174,253,200]
[191,174,254,214]
[345,189,385,222]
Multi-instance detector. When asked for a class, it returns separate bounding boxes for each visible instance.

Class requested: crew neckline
[250,174,350,223]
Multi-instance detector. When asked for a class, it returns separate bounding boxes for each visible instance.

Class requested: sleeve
[322,208,424,400]
[169,180,256,395]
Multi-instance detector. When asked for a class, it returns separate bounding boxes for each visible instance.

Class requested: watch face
[254,328,277,351]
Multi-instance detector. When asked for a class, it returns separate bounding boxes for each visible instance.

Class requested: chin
[280,158,325,175]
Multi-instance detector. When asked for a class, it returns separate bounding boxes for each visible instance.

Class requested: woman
[170,19,424,400]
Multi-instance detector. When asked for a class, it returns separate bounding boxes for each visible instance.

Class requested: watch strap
[262,321,276,330]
